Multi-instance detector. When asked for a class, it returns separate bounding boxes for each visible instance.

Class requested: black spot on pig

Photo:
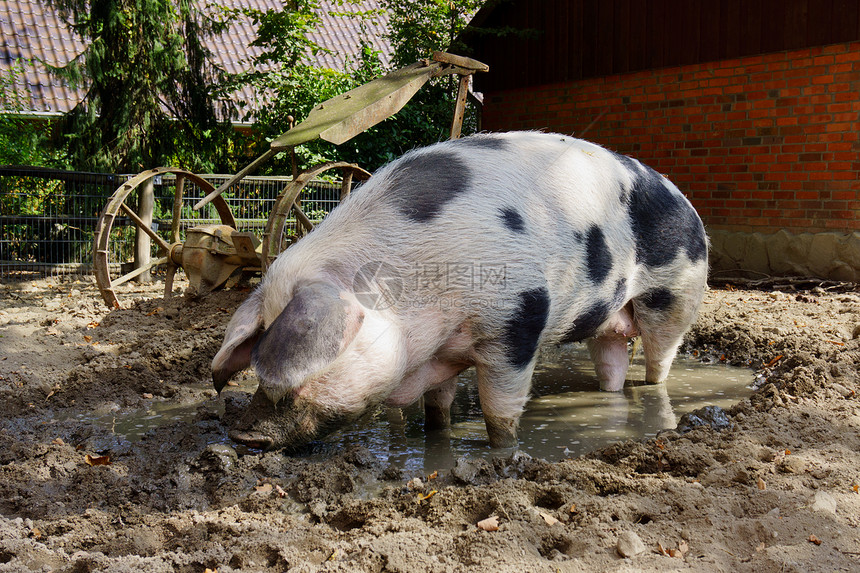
[611,151,640,203]
[626,167,707,267]
[499,207,526,233]
[612,150,639,174]
[585,225,612,283]
[451,134,511,151]
[388,150,471,222]
[560,301,610,344]
[640,287,675,311]
[503,287,550,368]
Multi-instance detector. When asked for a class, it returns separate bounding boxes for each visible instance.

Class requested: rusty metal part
[92,167,235,309]
[95,53,488,308]
[261,162,371,272]
[194,53,488,211]
[180,225,262,298]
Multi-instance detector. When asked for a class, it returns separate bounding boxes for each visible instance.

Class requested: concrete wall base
[708,230,860,282]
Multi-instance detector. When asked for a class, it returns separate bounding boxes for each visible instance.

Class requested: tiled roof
[0,0,390,118]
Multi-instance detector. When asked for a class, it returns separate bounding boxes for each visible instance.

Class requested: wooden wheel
[261,162,371,272]
[92,167,236,309]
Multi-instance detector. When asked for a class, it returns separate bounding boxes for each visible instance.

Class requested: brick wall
[482,42,860,234]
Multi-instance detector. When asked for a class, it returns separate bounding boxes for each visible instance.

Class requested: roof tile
[1,0,390,117]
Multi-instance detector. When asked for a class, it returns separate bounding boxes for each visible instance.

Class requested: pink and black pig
[211,131,708,450]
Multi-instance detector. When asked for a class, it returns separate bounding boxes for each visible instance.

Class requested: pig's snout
[228,387,356,451]
[229,430,274,450]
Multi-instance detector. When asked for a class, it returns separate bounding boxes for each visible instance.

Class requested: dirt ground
[0,273,858,573]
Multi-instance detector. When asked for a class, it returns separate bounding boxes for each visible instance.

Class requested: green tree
[0,61,56,166]
[47,0,238,172]
[383,0,482,68]
[338,0,485,166]
[238,0,485,174]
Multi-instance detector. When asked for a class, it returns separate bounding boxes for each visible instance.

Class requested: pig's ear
[252,281,364,404]
[212,290,264,393]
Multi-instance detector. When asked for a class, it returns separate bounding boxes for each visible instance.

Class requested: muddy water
[61,386,221,444]
[76,347,752,472]
[324,348,753,473]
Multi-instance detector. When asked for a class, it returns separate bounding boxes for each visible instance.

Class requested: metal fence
[0,166,345,278]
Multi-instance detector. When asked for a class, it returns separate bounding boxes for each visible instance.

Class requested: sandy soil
[0,274,858,572]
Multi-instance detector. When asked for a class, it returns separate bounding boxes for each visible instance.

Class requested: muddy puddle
[60,385,222,443]
[315,347,753,473]
[79,346,752,473]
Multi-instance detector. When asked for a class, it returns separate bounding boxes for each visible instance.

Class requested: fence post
[135,178,154,282]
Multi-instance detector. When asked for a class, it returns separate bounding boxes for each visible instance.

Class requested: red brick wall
[481,42,860,234]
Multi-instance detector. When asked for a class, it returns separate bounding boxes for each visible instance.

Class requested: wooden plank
[569,0,584,81]
[537,0,550,85]
[831,0,860,42]
[582,0,599,78]
[662,0,683,67]
[699,2,721,64]
[431,52,488,72]
[684,0,701,66]
[509,0,527,87]
[807,0,833,46]
[739,0,762,56]
[555,0,570,82]
[521,0,536,87]
[761,0,785,54]
[465,0,860,92]
[628,0,648,72]
[784,0,809,51]
[720,0,742,59]
[614,0,631,75]
[596,0,615,76]
[450,75,469,139]
[647,0,666,70]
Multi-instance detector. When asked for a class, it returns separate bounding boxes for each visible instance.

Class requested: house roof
[0,0,391,118]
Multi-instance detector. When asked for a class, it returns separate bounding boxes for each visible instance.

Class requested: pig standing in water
[212,131,708,450]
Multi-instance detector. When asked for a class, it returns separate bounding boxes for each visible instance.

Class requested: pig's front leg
[476,363,533,448]
[423,376,457,430]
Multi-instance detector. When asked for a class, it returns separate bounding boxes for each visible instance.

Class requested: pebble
[676,405,732,434]
[778,456,807,474]
[811,491,837,515]
[202,444,238,471]
[831,383,852,397]
[616,531,646,558]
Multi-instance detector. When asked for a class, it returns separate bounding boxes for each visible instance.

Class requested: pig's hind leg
[632,281,705,384]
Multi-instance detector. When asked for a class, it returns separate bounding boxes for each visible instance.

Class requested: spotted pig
[211,131,708,450]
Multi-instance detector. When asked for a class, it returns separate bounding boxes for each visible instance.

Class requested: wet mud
[0,275,858,572]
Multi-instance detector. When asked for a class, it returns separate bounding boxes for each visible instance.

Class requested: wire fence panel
[0,167,347,278]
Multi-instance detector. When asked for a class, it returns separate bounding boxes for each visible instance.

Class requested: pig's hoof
[484,415,519,449]
[229,430,275,450]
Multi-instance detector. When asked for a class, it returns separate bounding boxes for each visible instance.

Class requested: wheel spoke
[170,175,185,244]
[164,263,178,299]
[120,203,171,252]
[292,202,314,232]
[110,257,169,287]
